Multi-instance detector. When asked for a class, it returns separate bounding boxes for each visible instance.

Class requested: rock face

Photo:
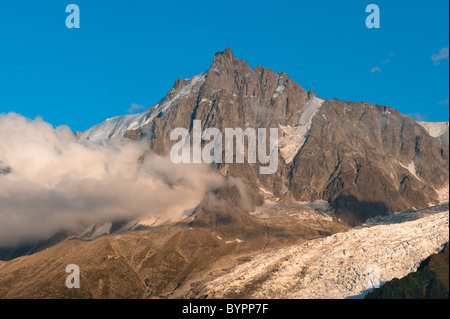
[81,48,449,225]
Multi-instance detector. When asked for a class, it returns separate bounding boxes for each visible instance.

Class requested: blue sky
[0,0,448,131]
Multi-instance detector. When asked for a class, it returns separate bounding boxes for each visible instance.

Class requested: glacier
[203,204,449,299]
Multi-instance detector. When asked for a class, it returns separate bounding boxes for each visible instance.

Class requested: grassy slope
[0,209,347,299]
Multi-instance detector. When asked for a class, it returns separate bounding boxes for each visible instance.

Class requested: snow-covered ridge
[417,121,449,138]
[203,204,449,299]
[80,73,206,143]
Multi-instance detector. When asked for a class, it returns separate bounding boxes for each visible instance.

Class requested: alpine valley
[0,49,448,299]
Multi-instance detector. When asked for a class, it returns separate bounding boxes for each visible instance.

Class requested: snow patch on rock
[279,97,324,163]
[398,161,421,181]
[225,239,243,244]
[80,73,206,143]
[437,187,449,204]
[417,121,449,138]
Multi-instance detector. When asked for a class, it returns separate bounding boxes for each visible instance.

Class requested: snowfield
[203,204,449,299]
[80,73,206,143]
[279,97,324,163]
[417,121,449,138]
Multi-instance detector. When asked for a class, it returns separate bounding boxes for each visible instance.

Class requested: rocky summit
[82,48,449,225]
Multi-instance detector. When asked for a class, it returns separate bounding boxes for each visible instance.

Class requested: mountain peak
[210,48,242,71]
[214,47,236,62]
[208,47,252,78]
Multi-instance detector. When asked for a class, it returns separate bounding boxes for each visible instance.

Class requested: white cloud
[127,103,146,113]
[431,46,449,65]
[382,53,394,64]
[371,54,394,74]
[407,112,427,122]
[370,66,382,74]
[438,97,449,106]
[0,113,224,247]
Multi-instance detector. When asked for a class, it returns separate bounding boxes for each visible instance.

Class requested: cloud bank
[127,103,146,114]
[370,66,382,74]
[431,46,449,65]
[0,113,223,247]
